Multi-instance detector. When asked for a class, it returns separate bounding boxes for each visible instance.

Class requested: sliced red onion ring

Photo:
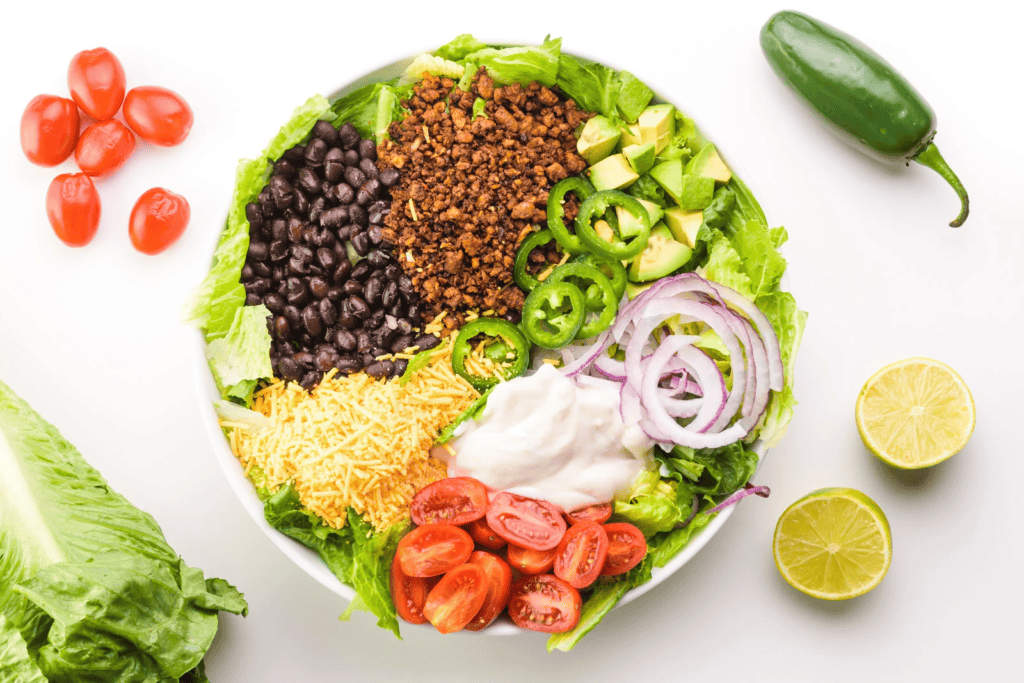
[559,329,612,379]
[705,483,771,515]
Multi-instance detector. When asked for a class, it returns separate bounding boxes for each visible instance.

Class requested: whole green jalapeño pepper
[547,177,595,254]
[451,318,531,391]
[521,280,586,349]
[575,191,651,260]
[547,262,619,339]
[760,11,969,227]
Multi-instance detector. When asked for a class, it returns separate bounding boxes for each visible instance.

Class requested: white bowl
[194,48,769,637]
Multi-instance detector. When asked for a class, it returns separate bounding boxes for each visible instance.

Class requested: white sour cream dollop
[450,364,652,511]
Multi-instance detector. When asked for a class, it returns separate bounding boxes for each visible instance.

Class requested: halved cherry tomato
[486,492,567,551]
[468,517,506,550]
[75,119,136,177]
[128,187,190,255]
[507,574,581,633]
[67,48,126,120]
[565,503,613,526]
[411,477,488,526]
[21,95,80,166]
[507,544,556,575]
[464,551,513,631]
[396,523,473,578]
[554,520,608,589]
[422,563,488,634]
[390,552,432,625]
[600,522,648,576]
[45,173,101,247]
[123,86,193,147]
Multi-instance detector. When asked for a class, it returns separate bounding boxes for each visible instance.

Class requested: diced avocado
[594,218,615,244]
[616,198,663,239]
[684,143,731,183]
[628,222,693,282]
[663,207,704,248]
[638,104,676,153]
[577,116,622,165]
[619,123,643,149]
[649,159,684,204]
[588,153,639,191]
[678,175,715,211]
[625,280,655,299]
[622,142,657,175]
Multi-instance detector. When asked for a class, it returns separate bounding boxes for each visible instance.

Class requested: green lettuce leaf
[183,95,331,342]
[753,291,807,447]
[615,70,654,123]
[730,220,788,297]
[262,485,404,638]
[702,230,754,298]
[205,305,273,404]
[433,34,488,62]
[0,380,247,682]
[398,53,464,86]
[330,82,413,144]
[471,97,488,120]
[0,614,47,683]
[463,36,562,86]
[650,502,716,567]
[555,54,620,118]
[435,387,492,444]
[612,469,683,536]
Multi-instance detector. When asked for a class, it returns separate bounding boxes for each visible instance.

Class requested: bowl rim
[193,44,774,637]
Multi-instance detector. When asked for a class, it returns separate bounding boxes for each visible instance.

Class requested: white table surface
[2,1,1021,679]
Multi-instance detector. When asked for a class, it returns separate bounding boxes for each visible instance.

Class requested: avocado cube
[628,222,694,282]
[616,198,663,239]
[577,116,622,165]
[648,159,684,204]
[678,175,715,211]
[625,279,656,300]
[616,70,655,123]
[663,207,704,248]
[638,104,676,153]
[619,123,643,149]
[587,153,639,191]
[622,142,657,175]
[684,143,732,183]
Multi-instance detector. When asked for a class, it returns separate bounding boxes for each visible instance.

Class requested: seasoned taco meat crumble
[377,68,593,333]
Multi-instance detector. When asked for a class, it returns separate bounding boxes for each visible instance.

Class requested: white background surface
[1,0,1021,680]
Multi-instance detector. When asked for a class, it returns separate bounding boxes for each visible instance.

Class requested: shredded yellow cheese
[225,343,478,532]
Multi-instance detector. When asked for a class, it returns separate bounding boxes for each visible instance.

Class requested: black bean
[414,334,441,351]
[269,240,289,262]
[269,175,294,210]
[334,329,357,351]
[247,278,272,295]
[245,293,261,306]
[364,277,383,305]
[359,157,379,180]
[388,301,407,319]
[264,293,285,315]
[248,241,269,262]
[315,247,337,272]
[366,250,389,269]
[378,167,401,187]
[359,138,377,161]
[291,244,314,264]
[287,219,304,243]
[279,357,302,380]
[312,119,339,145]
[252,261,272,278]
[396,318,413,335]
[397,274,414,297]
[302,305,323,338]
[273,158,297,178]
[297,167,321,195]
[286,278,309,306]
[393,358,409,377]
[334,182,354,205]
[338,123,360,149]
[273,316,291,340]
[318,298,337,327]
[381,280,399,308]
[304,138,328,167]
[314,349,335,372]
[300,372,320,390]
[288,258,309,276]
[301,226,316,244]
[270,218,287,242]
[367,309,386,330]
[334,356,361,374]
[282,144,306,164]
[323,148,345,183]
[343,166,366,189]
[309,196,326,223]
[356,330,373,352]
[338,311,358,330]
[349,261,371,282]
[282,304,301,330]
[332,259,352,285]
[241,263,255,281]
[319,206,349,230]
[245,202,263,228]
[292,189,309,216]
[368,226,384,245]
[343,149,360,167]
[370,347,389,359]
[327,286,345,303]
[342,279,364,296]
[351,233,370,256]
[375,325,395,347]
[362,178,382,202]
[406,303,421,322]
[349,203,368,227]
[312,229,336,249]
[365,362,389,379]
[390,334,415,353]
[347,295,370,319]
[504,309,522,324]
[367,203,386,226]
[308,276,329,299]
[355,186,373,206]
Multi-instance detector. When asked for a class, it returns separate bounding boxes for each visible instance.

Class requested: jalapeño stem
[913,142,969,228]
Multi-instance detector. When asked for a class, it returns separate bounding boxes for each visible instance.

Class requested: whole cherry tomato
[422,563,488,634]
[486,491,566,551]
[553,520,608,589]
[411,477,488,526]
[46,173,101,247]
[507,574,581,633]
[75,119,136,177]
[396,523,474,578]
[128,188,190,255]
[67,48,126,120]
[123,86,193,146]
[464,551,513,631]
[21,95,80,166]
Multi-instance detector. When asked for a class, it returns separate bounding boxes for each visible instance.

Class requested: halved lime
[773,488,892,600]
[856,357,975,469]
